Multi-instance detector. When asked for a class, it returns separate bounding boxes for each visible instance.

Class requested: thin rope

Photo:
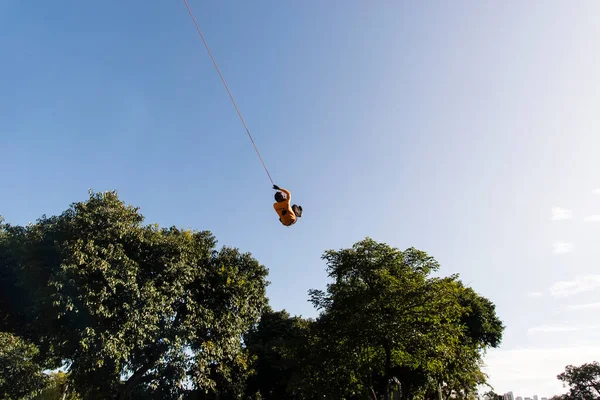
[183,0,274,185]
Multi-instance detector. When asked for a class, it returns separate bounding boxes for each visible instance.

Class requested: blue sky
[2,1,600,396]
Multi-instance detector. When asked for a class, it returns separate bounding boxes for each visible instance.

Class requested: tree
[0,191,269,399]
[32,372,81,400]
[483,390,502,400]
[434,286,504,400]
[307,238,503,400]
[557,361,600,400]
[0,332,49,399]
[308,238,460,399]
[549,395,569,400]
[243,308,312,399]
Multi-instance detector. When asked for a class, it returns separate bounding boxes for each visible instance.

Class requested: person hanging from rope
[272,185,302,226]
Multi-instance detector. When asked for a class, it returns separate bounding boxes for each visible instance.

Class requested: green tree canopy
[307,238,504,400]
[557,361,600,400]
[243,308,312,399]
[1,191,269,399]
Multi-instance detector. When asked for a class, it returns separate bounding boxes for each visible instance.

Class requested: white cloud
[482,345,600,397]
[527,325,580,335]
[583,215,600,222]
[565,302,600,310]
[527,291,543,298]
[593,188,600,195]
[553,242,574,254]
[549,274,600,297]
[551,207,573,220]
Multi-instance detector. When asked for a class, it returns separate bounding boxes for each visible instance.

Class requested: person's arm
[273,184,292,202]
[279,187,291,200]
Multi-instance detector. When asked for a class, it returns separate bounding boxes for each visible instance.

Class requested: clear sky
[2,1,599,397]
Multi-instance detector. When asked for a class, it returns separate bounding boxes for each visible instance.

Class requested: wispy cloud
[565,302,600,311]
[583,215,600,222]
[527,291,543,298]
[553,242,573,254]
[552,207,573,220]
[549,274,600,297]
[527,325,580,335]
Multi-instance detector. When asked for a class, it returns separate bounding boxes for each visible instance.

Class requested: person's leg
[292,204,302,217]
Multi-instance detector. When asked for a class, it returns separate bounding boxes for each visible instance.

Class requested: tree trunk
[398,377,413,400]
[120,361,155,399]
[119,348,165,399]
[384,337,392,400]
[368,343,376,400]
[119,306,188,398]
[370,386,378,400]
[62,383,69,400]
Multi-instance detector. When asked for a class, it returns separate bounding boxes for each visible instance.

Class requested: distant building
[504,392,515,400]
[525,397,532,400]
[516,397,523,400]
[541,397,548,400]
[534,395,538,400]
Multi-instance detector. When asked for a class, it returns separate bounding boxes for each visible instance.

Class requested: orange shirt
[273,188,296,226]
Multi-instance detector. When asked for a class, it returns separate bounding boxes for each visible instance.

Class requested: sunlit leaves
[0,191,269,399]
[306,237,504,399]
[0,332,49,399]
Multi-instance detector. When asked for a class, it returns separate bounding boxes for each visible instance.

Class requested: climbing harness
[183,0,274,185]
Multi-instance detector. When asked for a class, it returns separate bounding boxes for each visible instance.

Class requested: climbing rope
[183,0,274,185]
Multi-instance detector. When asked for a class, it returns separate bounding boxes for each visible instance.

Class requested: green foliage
[243,308,312,399]
[557,361,600,400]
[1,191,269,399]
[458,287,504,348]
[307,238,504,400]
[484,390,502,400]
[1,198,505,400]
[0,332,49,399]
[435,285,504,400]
[32,372,80,400]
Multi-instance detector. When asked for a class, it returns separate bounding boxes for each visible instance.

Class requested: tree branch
[119,350,163,399]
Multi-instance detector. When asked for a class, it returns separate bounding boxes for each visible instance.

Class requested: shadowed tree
[243,308,312,399]
[557,361,600,400]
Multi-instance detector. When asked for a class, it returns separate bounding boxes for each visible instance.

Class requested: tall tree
[557,361,600,400]
[308,238,503,400]
[308,238,464,399]
[0,191,269,399]
[243,308,312,399]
